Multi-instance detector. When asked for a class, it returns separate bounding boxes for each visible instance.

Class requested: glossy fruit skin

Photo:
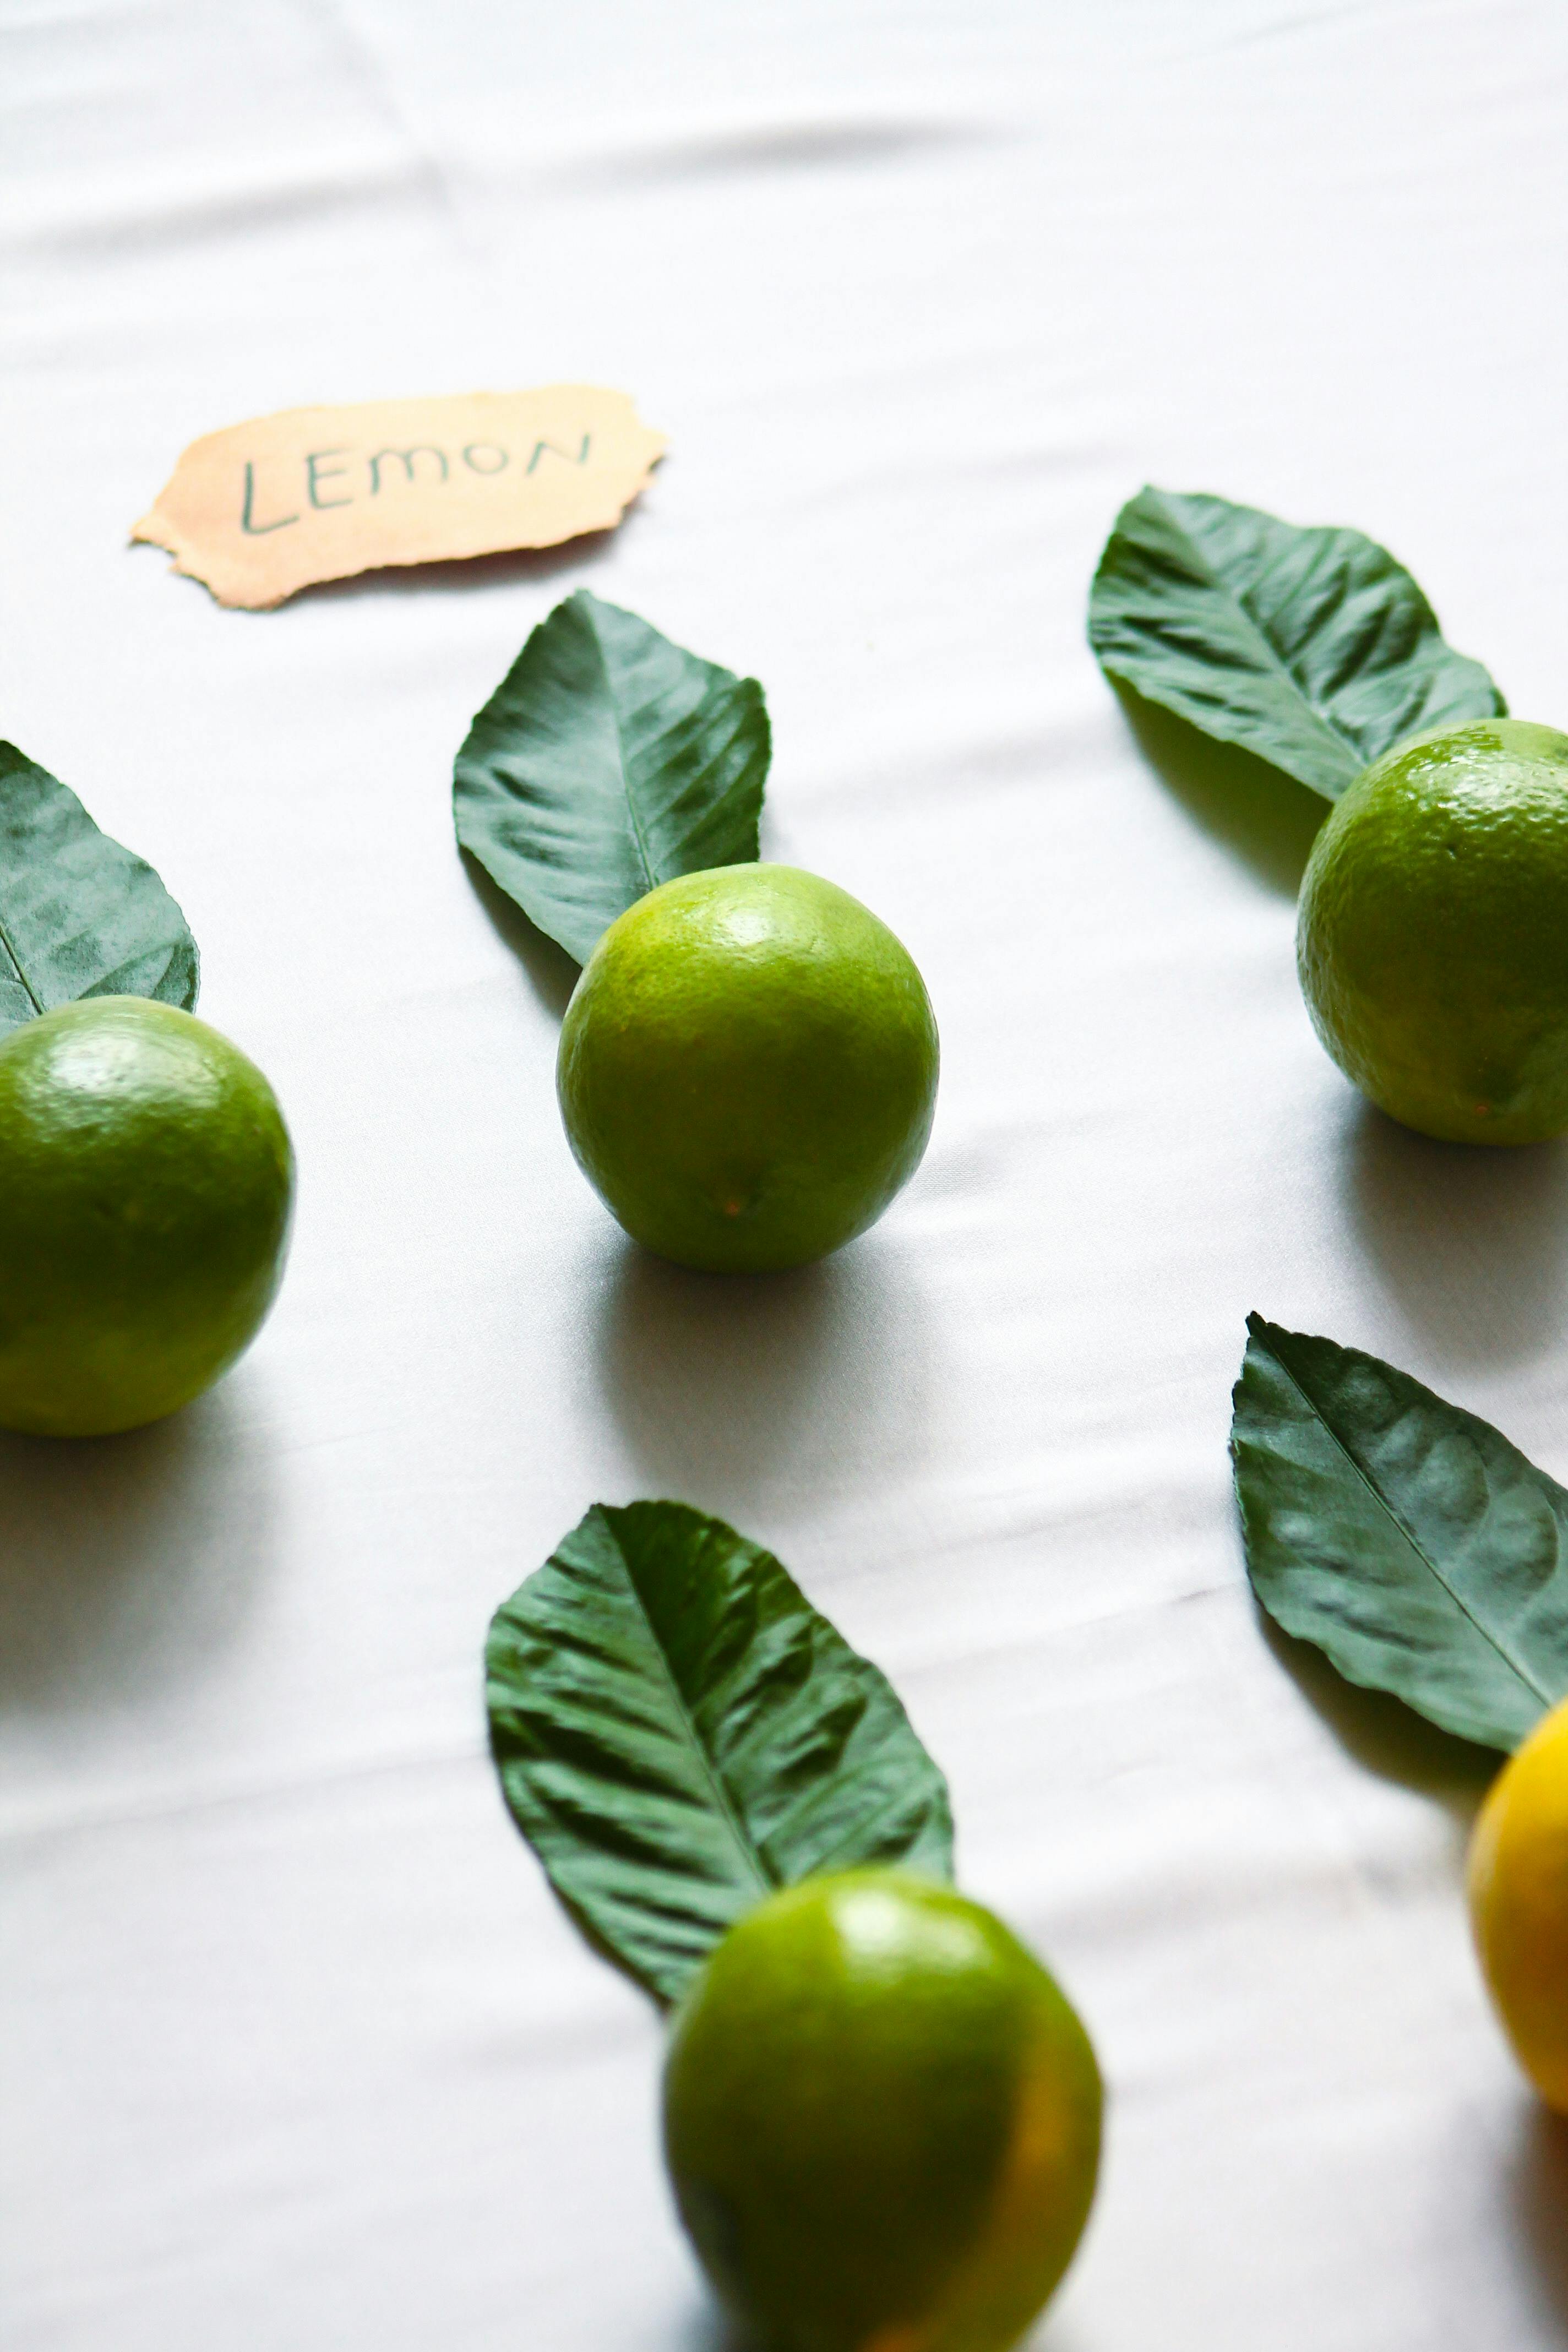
[1297,720,1568,1144]
[1469,1696,1568,2113]
[662,1870,1103,2352]
[0,998,294,1436]
[557,865,939,1273]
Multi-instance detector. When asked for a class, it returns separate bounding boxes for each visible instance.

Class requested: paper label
[132,385,667,609]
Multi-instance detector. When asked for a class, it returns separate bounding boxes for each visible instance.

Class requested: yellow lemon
[1468,1695,1568,2110]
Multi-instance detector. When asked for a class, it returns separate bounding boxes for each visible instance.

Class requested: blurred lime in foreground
[557,865,938,1273]
[0,997,293,1436]
[662,1869,1102,2352]
[1469,1695,1568,2114]
[1297,720,1568,1144]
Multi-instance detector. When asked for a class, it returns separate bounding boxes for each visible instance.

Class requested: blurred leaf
[1233,1314,1568,1750]
[0,743,198,1032]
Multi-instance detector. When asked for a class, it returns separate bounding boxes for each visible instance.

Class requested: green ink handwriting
[240,461,299,535]
[237,433,600,536]
[306,450,352,510]
[526,433,592,474]
[369,445,449,494]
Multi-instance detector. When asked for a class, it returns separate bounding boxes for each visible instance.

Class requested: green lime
[662,1870,1102,2352]
[0,997,294,1437]
[1297,718,1568,1143]
[557,865,939,1273]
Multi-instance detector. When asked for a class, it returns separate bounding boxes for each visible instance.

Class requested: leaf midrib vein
[1158,511,1366,769]
[609,1536,774,1899]
[0,901,42,1015]
[1266,1339,1554,1706]
[587,617,657,898]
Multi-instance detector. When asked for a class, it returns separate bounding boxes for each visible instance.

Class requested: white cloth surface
[4,2,1568,2345]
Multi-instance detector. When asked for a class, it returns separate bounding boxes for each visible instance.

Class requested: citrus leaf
[454,591,769,965]
[0,743,198,1033]
[486,1500,954,2005]
[1232,1314,1568,1751]
[1088,487,1505,799]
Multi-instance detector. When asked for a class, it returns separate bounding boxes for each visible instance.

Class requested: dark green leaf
[1232,1313,1568,1750]
[0,743,198,1032]
[454,591,769,965]
[1089,487,1505,799]
[486,1500,954,2004]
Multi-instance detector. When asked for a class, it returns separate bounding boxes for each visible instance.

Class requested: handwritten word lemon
[0,998,293,1436]
[662,1870,1102,2352]
[1469,1695,1568,2112]
[558,866,938,1272]
[1298,720,1568,1144]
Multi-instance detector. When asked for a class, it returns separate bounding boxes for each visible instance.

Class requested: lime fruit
[662,1870,1102,2352]
[0,997,294,1437]
[557,865,939,1273]
[1468,1695,1568,2113]
[1297,718,1568,1144]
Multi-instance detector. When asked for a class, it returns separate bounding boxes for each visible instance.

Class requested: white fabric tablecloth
[6,4,1568,2345]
